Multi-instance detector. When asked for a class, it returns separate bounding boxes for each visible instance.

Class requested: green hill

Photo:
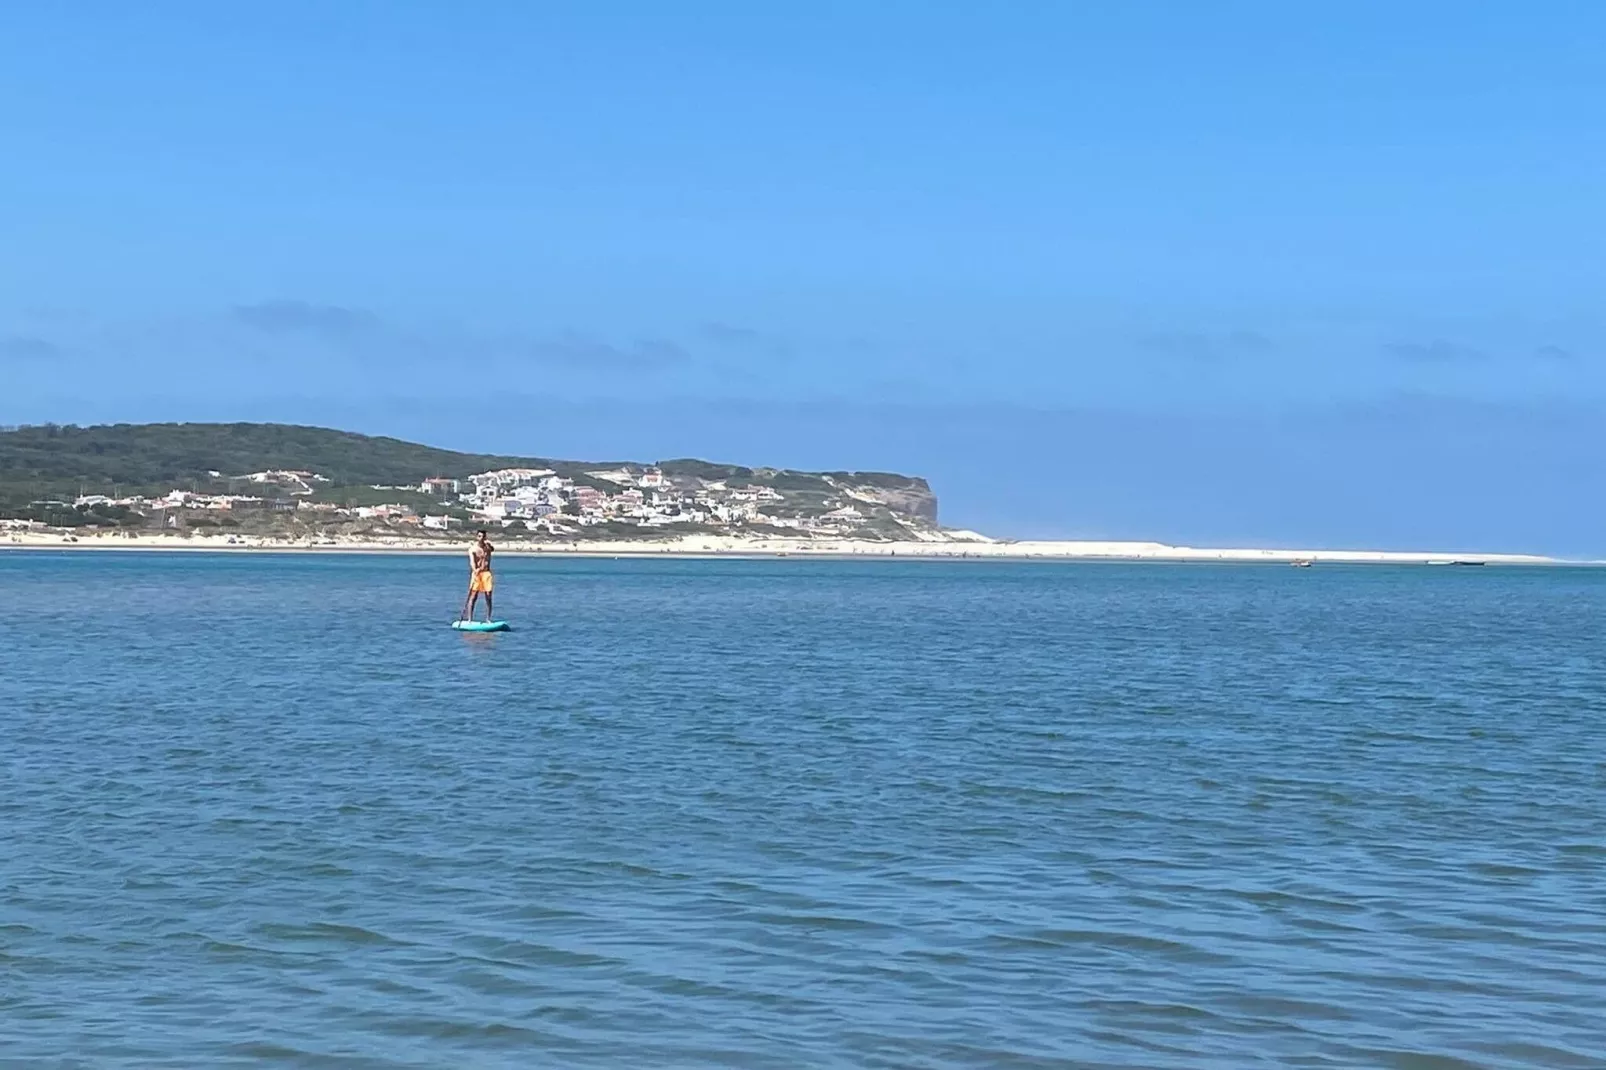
[0,422,595,499]
[0,422,937,523]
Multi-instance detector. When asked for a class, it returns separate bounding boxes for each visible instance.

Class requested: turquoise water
[3,552,1604,1068]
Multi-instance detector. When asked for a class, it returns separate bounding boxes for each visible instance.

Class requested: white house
[420,478,461,496]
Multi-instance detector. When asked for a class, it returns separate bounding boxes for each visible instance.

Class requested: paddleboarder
[460,529,495,622]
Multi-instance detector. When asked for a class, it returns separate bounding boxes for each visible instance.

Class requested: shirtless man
[461,529,495,622]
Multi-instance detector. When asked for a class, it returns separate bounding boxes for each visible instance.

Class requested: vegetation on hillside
[0,422,566,504]
[0,422,937,523]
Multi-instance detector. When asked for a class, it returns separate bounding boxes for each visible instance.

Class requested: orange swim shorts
[470,570,494,593]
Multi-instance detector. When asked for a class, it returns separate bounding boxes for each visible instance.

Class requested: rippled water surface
[3,552,1605,1068]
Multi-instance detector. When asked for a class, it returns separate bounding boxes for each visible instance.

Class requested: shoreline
[0,531,1580,566]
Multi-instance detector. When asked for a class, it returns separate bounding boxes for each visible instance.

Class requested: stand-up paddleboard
[452,620,510,632]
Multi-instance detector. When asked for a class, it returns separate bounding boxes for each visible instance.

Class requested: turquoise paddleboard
[452,620,510,632]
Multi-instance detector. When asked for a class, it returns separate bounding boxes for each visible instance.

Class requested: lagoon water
[3,552,1604,1068]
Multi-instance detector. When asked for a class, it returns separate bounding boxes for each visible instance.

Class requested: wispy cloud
[1534,344,1579,361]
[1138,330,1274,361]
[223,303,705,377]
[232,300,378,337]
[0,335,62,360]
[1383,340,1489,363]
[508,333,691,371]
[698,321,794,360]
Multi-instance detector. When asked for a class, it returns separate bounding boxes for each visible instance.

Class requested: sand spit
[0,530,1568,565]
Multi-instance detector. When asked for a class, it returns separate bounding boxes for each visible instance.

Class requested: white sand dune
[0,529,1566,565]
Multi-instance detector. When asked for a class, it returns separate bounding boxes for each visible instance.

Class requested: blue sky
[3,2,1603,553]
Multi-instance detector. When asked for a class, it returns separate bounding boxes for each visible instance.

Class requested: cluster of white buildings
[40,463,891,539]
[425,466,749,529]
[415,466,876,535]
[58,470,328,518]
[72,489,302,515]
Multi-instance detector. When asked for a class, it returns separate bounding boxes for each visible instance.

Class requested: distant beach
[0,528,1567,565]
